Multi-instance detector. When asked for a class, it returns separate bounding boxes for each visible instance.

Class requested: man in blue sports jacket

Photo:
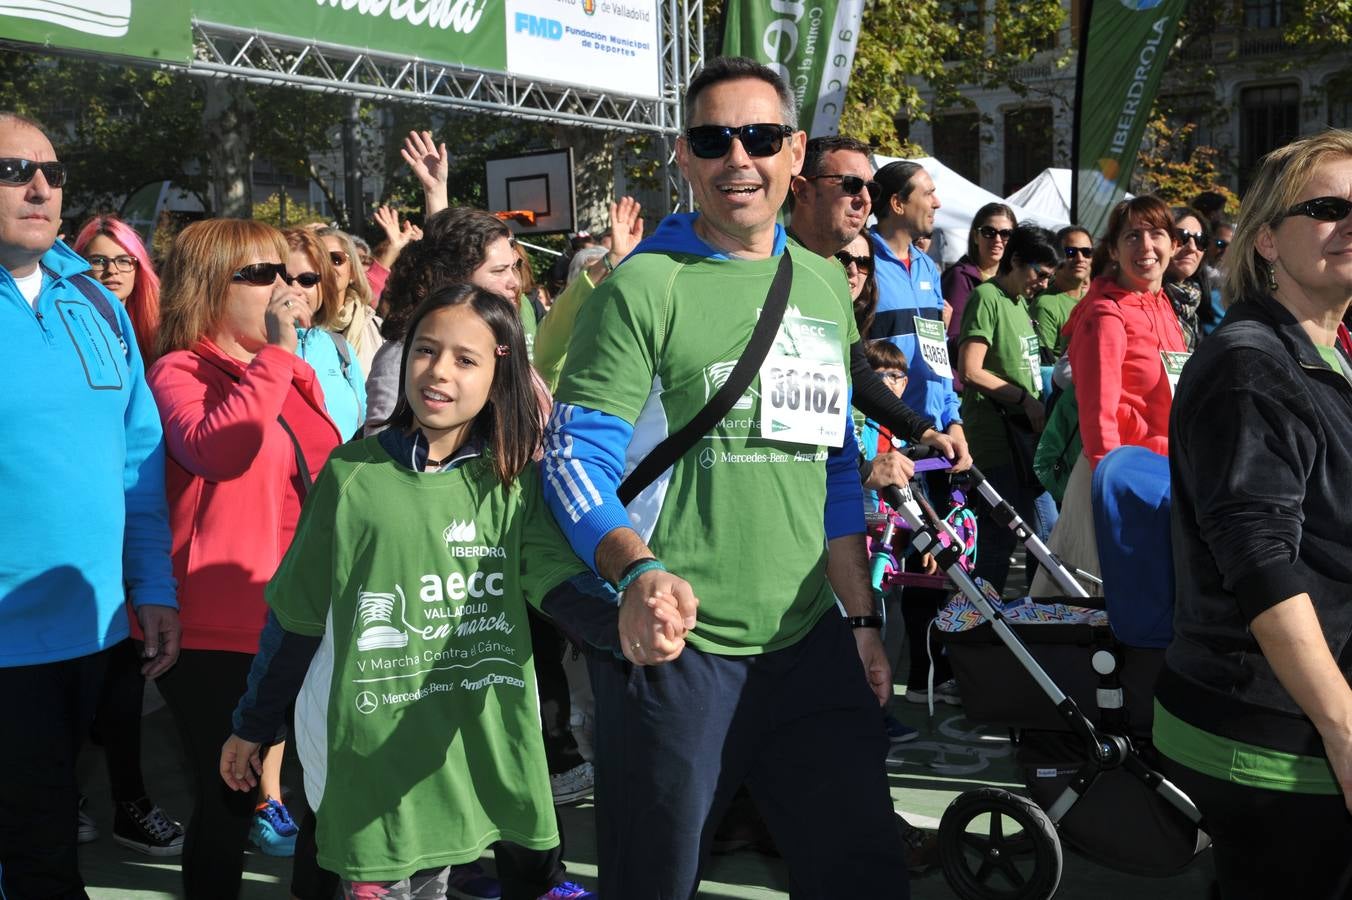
[0,111,179,899]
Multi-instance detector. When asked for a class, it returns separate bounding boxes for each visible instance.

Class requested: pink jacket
[1065,276,1187,469]
[144,341,340,654]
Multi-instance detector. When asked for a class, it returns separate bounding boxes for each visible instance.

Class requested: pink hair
[71,215,161,361]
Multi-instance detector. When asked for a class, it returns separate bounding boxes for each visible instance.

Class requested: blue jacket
[541,213,865,571]
[867,230,963,430]
[0,241,176,666]
[296,327,366,440]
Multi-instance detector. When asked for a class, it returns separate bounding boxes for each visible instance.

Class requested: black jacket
[1160,292,1352,756]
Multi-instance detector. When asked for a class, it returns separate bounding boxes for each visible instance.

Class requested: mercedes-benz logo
[699,447,716,470]
[355,691,379,715]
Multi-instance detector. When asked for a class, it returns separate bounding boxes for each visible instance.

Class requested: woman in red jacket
[1031,196,1187,596]
[147,219,341,898]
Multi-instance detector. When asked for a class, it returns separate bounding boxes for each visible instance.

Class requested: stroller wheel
[938,787,1063,900]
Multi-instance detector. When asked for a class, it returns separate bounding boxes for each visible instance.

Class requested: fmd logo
[514,12,563,39]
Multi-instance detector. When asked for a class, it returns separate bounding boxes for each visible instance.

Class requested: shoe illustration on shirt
[355,586,409,652]
[1,0,132,37]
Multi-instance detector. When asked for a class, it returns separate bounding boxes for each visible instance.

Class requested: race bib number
[914,317,953,379]
[760,315,847,447]
[1161,351,1191,396]
[1022,334,1042,396]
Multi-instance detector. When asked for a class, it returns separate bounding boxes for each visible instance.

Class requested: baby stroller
[881,446,1207,900]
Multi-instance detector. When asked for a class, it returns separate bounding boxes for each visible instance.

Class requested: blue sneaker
[447,862,502,900]
[537,882,597,899]
[249,798,298,857]
[884,713,920,745]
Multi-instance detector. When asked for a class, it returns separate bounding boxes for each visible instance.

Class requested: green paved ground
[79,679,1214,899]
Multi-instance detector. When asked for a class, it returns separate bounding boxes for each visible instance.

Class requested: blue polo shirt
[867,229,962,429]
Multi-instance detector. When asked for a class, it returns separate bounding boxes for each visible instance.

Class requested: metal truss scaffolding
[187,2,704,210]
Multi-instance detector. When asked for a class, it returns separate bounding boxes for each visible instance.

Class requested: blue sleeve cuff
[542,403,636,572]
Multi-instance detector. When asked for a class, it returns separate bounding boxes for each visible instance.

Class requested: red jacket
[144,341,341,654]
[1065,276,1186,469]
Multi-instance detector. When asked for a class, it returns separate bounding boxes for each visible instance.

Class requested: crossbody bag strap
[618,251,793,506]
[275,413,314,498]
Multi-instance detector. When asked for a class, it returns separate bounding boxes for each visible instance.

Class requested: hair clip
[495,345,510,357]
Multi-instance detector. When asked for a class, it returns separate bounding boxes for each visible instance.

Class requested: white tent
[871,155,1069,268]
[1004,168,1073,224]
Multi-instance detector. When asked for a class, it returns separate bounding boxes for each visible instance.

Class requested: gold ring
[283,299,293,309]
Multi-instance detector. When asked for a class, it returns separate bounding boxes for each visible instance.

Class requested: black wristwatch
[848,616,884,630]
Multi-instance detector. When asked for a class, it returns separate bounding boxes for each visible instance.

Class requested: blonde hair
[157,219,288,358]
[284,227,341,327]
[316,227,374,311]
[1225,128,1352,306]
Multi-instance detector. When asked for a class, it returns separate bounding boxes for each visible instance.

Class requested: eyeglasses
[328,250,349,267]
[978,226,1013,241]
[879,370,907,383]
[1175,229,1207,249]
[834,251,873,272]
[1062,246,1093,259]
[87,254,138,273]
[684,123,794,159]
[0,157,67,188]
[1028,266,1054,285]
[1281,196,1352,223]
[234,263,322,288]
[806,174,881,202]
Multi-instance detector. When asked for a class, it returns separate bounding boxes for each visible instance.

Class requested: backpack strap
[69,273,129,359]
[327,330,352,381]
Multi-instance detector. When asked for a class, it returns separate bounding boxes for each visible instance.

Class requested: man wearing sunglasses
[543,58,910,899]
[0,112,178,899]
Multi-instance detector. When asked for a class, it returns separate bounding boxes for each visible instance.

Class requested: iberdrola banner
[721,0,866,137]
[1070,0,1186,238]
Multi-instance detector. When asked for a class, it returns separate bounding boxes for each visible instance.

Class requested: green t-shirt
[1154,701,1340,795]
[519,292,538,363]
[269,439,585,881]
[1031,290,1078,362]
[956,281,1042,470]
[554,244,857,655]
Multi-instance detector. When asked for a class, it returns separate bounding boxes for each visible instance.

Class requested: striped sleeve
[541,401,635,573]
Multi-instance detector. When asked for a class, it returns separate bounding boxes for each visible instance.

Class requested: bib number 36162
[760,314,847,447]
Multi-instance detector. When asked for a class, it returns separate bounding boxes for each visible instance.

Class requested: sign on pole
[1070,0,1186,237]
[721,0,867,137]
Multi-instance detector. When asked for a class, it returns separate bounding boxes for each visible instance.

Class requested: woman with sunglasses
[1157,129,1352,900]
[1029,195,1186,597]
[954,224,1062,593]
[72,214,160,362]
[941,202,1018,342]
[284,227,367,440]
[1163,207,1212,351]
[316,226,384,374]
[146,218,342,897]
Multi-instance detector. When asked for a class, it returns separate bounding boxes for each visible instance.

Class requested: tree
[1134,115,1239,215]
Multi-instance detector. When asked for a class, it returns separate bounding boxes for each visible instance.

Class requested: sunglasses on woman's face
[329,250,349,267]
[1175,229,1207,249]
[1282,196,1352,223]
[834,251,872,272]
[684,123,794,159]
[232,263,320,288]
[1062,246,1093,259]
[1213,238,1229,251]
[288,271,323,288]
[978,226,1013,241]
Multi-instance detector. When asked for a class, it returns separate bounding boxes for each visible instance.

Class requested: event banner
[721,0,866,137]
[1071,0,1186,237]
[0,0,660,99]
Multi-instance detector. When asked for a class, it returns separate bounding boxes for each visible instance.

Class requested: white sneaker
[355,589,409,652]
[550,762,594,805]
[905,678,962,706]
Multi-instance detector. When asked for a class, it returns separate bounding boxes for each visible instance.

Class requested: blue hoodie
[0,240,176,666]
[542,213,863,572]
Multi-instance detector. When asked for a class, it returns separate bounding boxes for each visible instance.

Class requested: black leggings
[90,639,149,804]
[528,608,583,775]
[156,649,259,900]
[1159,755,1352,900]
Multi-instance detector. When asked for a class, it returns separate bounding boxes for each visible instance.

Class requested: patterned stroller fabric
[936,578,1109,633]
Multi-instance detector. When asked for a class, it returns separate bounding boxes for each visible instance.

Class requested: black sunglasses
[978,225,1013,240]
[834,251,873,271]
[1175,229,1207,249]
[1062,246,1093,259]
[0,157,67,188]
[1213,238,1229,251]
[685,123,794,159]
[328,250,349,267]
[233,263,319,288]
[806,174,881,202]
[1282,196,1352,223]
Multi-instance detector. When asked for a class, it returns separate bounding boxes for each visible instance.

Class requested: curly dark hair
[379,207,512,341]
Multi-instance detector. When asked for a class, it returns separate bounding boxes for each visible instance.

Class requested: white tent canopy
[1003,167,1133,232]
[871,156,1069,268]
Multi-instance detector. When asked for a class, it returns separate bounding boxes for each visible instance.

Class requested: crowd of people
[1,51,1350,900]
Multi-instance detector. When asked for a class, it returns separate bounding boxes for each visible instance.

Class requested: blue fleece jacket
[542,213,864,573]
[295,327,366,440]
[1,240,176,666]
